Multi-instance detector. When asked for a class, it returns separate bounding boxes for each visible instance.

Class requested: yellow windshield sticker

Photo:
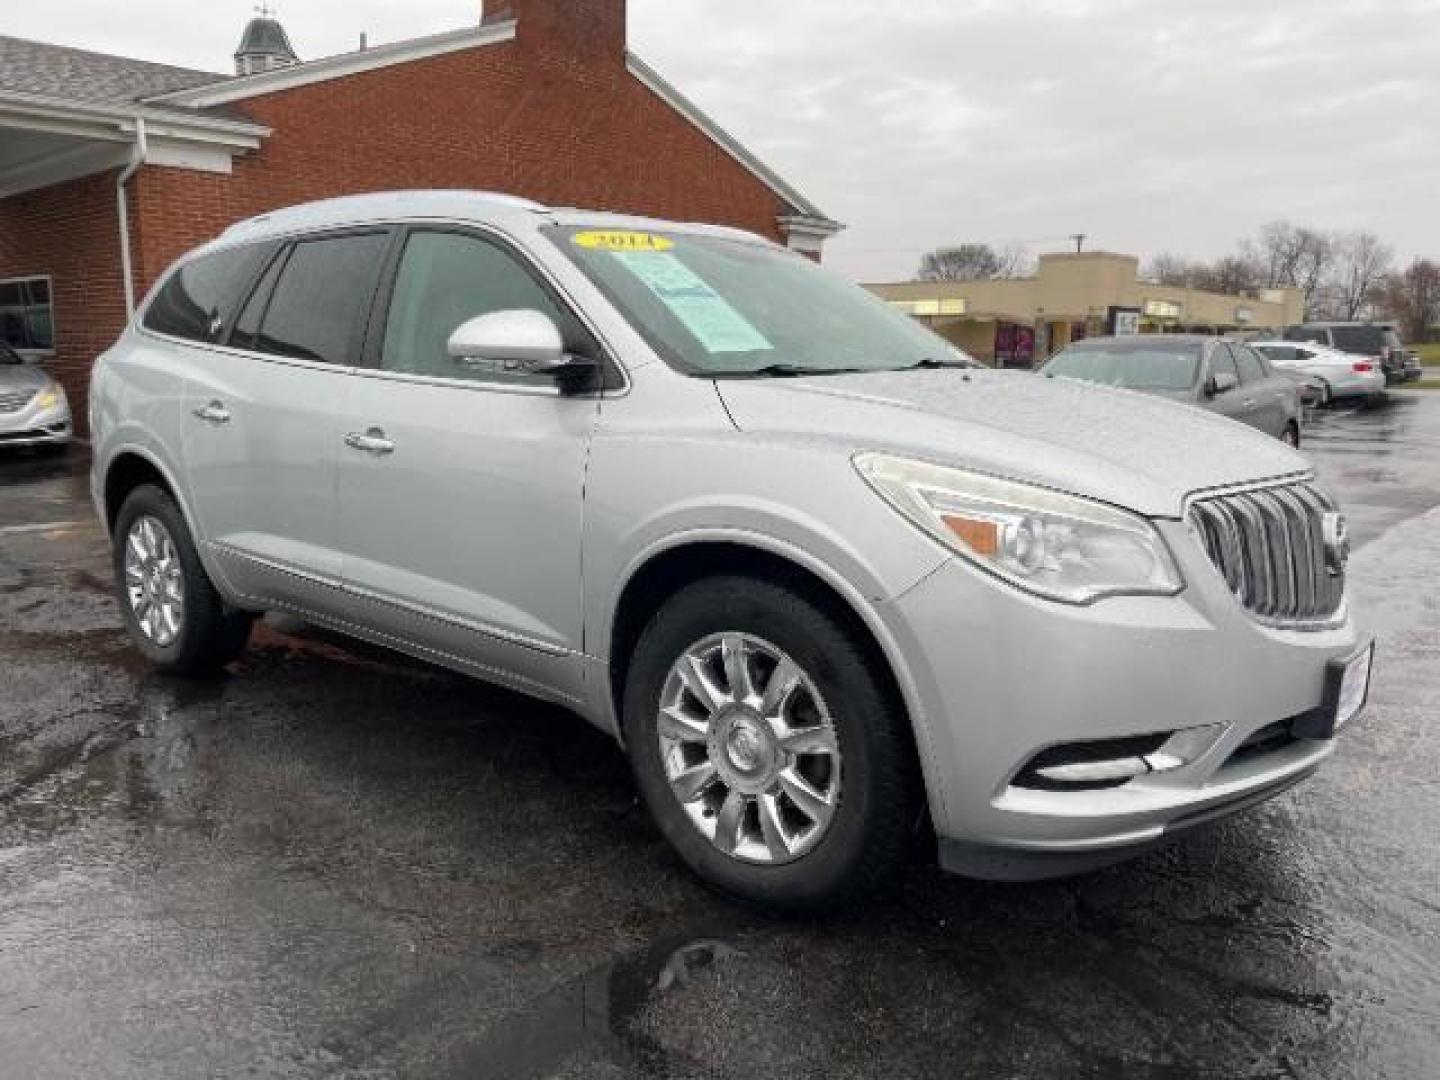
[573,230,674,253]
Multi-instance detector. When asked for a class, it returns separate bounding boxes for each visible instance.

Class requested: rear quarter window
[144,244,274,344]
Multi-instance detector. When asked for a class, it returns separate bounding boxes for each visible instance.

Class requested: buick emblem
[1322,512,1350,577]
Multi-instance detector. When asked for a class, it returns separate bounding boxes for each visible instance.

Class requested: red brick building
[0,0,840,429]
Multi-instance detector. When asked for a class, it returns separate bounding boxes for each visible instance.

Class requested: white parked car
[1251,340,1386,406]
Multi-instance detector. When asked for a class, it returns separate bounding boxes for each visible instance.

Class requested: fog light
[1016,725,1225,792]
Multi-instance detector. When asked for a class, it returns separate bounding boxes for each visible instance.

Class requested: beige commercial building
[867,252,1305,367]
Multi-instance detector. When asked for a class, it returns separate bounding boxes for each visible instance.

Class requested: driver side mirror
[1205,371,1239,398]
[447,310,595,382]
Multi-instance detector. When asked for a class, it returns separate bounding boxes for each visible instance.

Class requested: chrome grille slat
[0,389,36,414]
[1187,481,1345,629]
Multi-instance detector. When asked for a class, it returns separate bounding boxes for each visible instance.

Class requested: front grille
[1187,481,1345,628]
[0,389,36,414]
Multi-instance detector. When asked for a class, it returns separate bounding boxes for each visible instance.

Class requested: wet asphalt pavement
[2,395,1439,1079]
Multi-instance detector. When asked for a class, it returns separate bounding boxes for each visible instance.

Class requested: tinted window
[381,231,586,384]
[1284,327,1328,344]
[251,233,390,366]
[1041,343,1201,391]
[0,341,22,365]
[1233,345,1266,382]
[144,245,271,344]
[1209,343,1241,380]
[1257,345,1298,364]
[230,250,286,352]
[1330,326,1398,354]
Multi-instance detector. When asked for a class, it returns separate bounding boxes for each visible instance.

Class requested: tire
[1316,381,1333,408]
[622,575,922,913]
[113,484,253,676]
[1282,422,1300,449]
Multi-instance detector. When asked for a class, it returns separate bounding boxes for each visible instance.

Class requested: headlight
[36,383,65,411]
[854,453,1183,604]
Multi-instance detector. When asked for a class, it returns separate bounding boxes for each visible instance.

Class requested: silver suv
[91,192,1371,910]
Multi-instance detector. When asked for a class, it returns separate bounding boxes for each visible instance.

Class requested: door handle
[344,428,396,456]
[192,401,231,425]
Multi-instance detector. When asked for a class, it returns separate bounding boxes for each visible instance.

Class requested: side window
[380,230,590,385]
[1263,346,1298,364]
[1234,345,1267,383]
[144,245,272,344]
[1209,343,1240,381]
[248,233,390,366]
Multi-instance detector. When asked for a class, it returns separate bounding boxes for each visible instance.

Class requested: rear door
[182,229,391,612]
[333,226,605,702]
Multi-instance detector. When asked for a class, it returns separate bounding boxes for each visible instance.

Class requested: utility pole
[1070,233,1087,254]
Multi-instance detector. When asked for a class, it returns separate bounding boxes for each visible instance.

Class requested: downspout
[117,117,149,319]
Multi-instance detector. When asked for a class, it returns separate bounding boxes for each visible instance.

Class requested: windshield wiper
[896,357,975,371]
[716,364,865,379]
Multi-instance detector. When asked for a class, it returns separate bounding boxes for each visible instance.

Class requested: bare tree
[1145,253,1200,287]
[1243,221,1334,317]
[1325,232,1394,321]
[995,243,1034,279]
[1196,255,1262,296]
[917,244,1007,281]
[1381,259,1440,343]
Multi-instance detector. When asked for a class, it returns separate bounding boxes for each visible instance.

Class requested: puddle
[446,937,746,1080]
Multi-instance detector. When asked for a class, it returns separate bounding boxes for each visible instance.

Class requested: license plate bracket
[1291,642,1374,741]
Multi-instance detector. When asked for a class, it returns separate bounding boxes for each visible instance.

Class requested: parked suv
[91,192,1371,910]
[1283,322,1423,385]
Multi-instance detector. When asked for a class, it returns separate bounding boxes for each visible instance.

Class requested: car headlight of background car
[36,382,67,413]
[854,453,1183,604]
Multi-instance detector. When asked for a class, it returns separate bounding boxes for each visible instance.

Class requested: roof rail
[221,189,548,238]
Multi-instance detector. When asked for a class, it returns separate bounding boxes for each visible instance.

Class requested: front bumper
[0,397,72,447]
[878,518,1363,880]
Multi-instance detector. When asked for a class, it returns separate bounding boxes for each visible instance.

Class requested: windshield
[1041,343,1202,391]
[1330,326,1399,353]
[543,226,977,377]
[0,341,22,365]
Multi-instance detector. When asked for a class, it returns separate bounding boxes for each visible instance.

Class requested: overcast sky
[8,0,1439,281]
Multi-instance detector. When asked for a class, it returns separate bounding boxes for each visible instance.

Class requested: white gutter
[117,117,149,319]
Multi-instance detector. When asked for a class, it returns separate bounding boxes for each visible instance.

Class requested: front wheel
[623,576,921,913]
[113,485,254,676]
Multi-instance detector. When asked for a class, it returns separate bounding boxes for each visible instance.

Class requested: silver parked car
[1041,336,1304,447]
[90,192,1371,910]
[0,341,71,452]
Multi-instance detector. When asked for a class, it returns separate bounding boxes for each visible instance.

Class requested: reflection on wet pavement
[2,398,1439,1079]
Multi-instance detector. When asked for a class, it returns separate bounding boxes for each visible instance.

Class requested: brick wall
[130,28,792,293]
[5,2,801,430]
[0,171,134,431]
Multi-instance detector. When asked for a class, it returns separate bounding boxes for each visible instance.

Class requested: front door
[1203,343,1254,427]
[334,227,603,702]
[185,230,391,611]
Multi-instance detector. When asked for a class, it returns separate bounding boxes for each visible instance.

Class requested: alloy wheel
[123,515,186,647]
[657,632,842,865]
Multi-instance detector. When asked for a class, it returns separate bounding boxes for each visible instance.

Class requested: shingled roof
[0,34,226,107]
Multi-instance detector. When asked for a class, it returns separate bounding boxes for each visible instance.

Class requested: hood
[716,369,1309,518]
[0,362,51,394]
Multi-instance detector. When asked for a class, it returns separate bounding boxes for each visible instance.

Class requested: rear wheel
[623,575,921,913]
[1316,381,1333,408]
[113,484,253,676]
[1282,422,1301,449]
